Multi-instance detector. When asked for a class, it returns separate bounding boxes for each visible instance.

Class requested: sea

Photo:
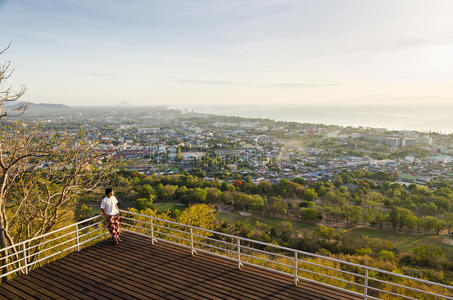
[173,104,453,134]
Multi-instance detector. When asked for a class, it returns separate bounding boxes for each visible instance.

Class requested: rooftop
[0,231,358,300]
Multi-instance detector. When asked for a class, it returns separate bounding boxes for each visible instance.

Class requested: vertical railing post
[190,227,195,256]
[364,268,369,299]
[22,242,28,274]
[75,223,80,252]
[294,251,299,285]
[237,238,242,269]
[150,218,155,245]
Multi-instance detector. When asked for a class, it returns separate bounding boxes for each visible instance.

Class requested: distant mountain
[116,101,132,107]
[29,102,71,109]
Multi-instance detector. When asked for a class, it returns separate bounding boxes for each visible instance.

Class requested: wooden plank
[123,233,361,300]
[109,238,305,299]
[0,283,32,299]
[37,262,131,299]
[65,250,223,300]
[76,243,251,300]
[6,278,57,299]
[48,260,150,300]
[0,284,25,300]
[20,271,93,300]
[59,257,184,300]
[0,231,363,300]
[119,234,336,299]
[88,234,323,300]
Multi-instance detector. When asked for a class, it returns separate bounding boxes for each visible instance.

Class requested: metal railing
[120,209,453,300]
[0,215,108,280]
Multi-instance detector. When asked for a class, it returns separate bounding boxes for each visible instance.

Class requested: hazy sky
[1,0,452,106]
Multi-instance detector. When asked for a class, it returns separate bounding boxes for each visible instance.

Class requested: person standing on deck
[101,188,121,244]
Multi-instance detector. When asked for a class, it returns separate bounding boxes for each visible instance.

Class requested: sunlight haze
[1,0,452,106]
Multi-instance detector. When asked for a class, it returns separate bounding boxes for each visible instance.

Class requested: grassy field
[218,210,315,232]
[219,211,453,257]
[156,202,188,211]
[344,227,453,257]
[157,203,453,258]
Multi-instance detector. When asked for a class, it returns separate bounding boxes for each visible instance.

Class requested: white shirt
[101,196,119,216]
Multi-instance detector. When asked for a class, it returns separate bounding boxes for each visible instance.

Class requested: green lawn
[218,210,315,232]
[344,227,453,257]
[219,212,453,257]
[156,202,188,211]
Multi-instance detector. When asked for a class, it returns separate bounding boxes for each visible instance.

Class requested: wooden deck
[0,231,361,299]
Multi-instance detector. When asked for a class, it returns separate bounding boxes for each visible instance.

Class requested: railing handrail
[120,209,453,296]
[0,215,102,253]
[1,215,107,280]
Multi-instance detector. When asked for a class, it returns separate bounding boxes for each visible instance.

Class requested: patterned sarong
[108,214,120,241]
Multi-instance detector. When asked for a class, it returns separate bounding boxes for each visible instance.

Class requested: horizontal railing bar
[121,225,190,243]
[121,216,150,225]
[191,234,234,246]
[367,286,418,300]
[0,215,102,252]
[297,259,365,279]
[78,221,104,231]
[156,236,192,249]
[154,231,191,242]
[27,230,76,251]
[240,244,292,260]
[193,241,237,255]
[78,232,108,246]
[297,267,365,288]
[240,252,294,269]
[0,266,26,279]
[294,274,365,298]
[27,236,77,259]
[121,210,181,227]
[195,247,238,262]
[78,227,104,239]
[1,250,23,261]
[121,223,151,231]
[121,229,151,239]
[368,277,453,299]
[153,224,189,235]
[27,249,66,267]
[366,269,453,290]
[2,258,24,269]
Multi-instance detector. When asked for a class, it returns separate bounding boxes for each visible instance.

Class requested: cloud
[177,79,342,89]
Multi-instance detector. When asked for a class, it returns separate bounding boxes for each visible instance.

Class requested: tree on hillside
[0,126,113,280]
[0,43,27,119]
[177,204,218,242]
[444,212,453,234]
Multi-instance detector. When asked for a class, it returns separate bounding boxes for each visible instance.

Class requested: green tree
[378,250,395,261]
[205,187,222,203]
[314,225,336,242]
[266,197,288,217]
[344,205,362,227]
[178,204,218,242]
[136,197,155,210]
[444,212,453,234]
[413,245,445,266]
[181,188,207,204]
[303,188,318,201]
[300,207,320,223]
